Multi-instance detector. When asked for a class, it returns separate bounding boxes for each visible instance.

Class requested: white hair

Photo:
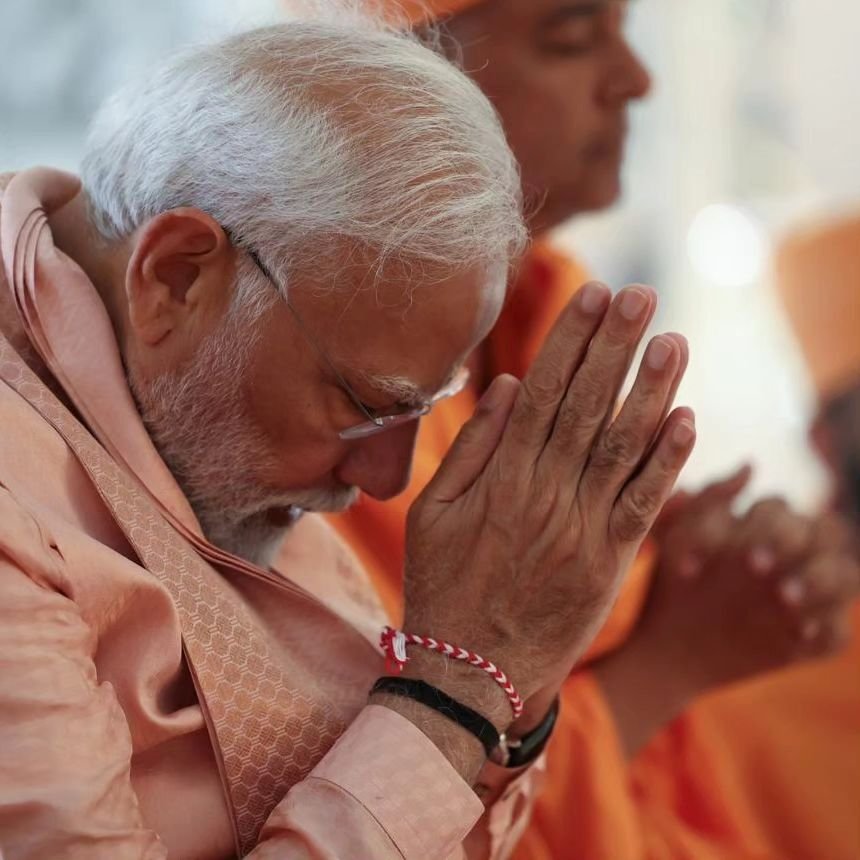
[81,11,527,294]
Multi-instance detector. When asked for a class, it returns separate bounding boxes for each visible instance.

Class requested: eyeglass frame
[241,245,471,440]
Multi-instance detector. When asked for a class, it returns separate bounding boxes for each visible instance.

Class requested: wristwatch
[490,697,560,768]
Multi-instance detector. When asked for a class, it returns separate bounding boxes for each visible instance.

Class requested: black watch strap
[371,676,501,757]
[492,697,560,768]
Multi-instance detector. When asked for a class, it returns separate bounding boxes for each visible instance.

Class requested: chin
[579,171,623,213]
[536,176,622,231]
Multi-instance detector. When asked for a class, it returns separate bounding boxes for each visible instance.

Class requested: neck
[49,192,132,344]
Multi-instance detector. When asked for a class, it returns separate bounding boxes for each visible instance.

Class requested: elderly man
[0,17,699,860]
[319,2,860,859]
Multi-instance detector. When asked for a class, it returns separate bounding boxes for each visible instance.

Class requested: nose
[600,38,653,108]
[335,421,420,501]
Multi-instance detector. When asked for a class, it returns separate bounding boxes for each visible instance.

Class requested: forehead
[294,264,505,398]
[461,0,619,33]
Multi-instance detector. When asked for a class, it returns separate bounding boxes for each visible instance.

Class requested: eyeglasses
[244,247,471,440]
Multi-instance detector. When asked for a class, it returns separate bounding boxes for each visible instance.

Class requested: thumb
[423,374,520,504]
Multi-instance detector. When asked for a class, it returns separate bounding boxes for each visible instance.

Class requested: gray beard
[127,282,357,566]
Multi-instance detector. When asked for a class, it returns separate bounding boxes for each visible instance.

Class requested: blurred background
[1,0,857,508]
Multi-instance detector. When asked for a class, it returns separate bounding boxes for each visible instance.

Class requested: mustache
[222,484,361,524]
[284,485,361,514]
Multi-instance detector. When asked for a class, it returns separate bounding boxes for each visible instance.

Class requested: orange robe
[330,241,654,657]
[330,240,860,860]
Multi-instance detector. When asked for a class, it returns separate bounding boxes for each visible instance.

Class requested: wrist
[509,683,560,739]
[399,648,515,733]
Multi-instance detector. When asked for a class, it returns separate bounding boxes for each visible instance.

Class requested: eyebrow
[357,369,459,408]
[356,372,427,407]
[538,1,614,31]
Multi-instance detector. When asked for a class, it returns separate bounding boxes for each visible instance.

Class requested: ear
[125,208,234,347]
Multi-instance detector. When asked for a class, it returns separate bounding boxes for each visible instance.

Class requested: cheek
[491,68,599,173]
[258,424,348,490]
[241,377,346,483]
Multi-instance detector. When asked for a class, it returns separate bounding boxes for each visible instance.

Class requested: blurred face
[125,227,504,564]
[446,0,652,230]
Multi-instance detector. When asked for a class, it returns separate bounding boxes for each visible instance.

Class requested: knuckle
[522,374,566,413]
[601,322,635,352]
[592,426,639,472]
[572,372,606,412]
[614,486,659,542]
[524,477,561,524]
[552,405,601,447]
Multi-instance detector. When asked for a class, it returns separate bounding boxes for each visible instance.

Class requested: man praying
[0,13,696,859]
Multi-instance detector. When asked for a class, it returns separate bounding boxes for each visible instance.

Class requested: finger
[582,332,684,502]
[544,285,657,483]
[620,332,690,476]
[661,503,738,580]
[423,375,520,503]
[736,499,814,573]
[778,554,860,609]
[662,463,751,576]
[697,463,754,508]
[610,406,696,545]
[655,332,690,430]
[499,282,612,463]
[654,446,752,539]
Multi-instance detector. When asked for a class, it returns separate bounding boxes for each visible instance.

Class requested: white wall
[557,0,860,510]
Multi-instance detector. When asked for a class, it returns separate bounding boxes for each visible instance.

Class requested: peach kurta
[0,167,539,860]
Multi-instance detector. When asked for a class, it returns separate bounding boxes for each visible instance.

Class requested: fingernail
[647,337,674,370]
[579,282,607,315]
[672,420,695,447]
[780,578,806,606]
[749,546,776,576]
[619,288,649,321]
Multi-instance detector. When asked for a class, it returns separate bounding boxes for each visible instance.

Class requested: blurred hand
[595,470,860,755]
[401,283,695,730]
[650,485,858,692]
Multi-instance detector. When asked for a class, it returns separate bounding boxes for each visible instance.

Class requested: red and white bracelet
[380,626,524,720]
